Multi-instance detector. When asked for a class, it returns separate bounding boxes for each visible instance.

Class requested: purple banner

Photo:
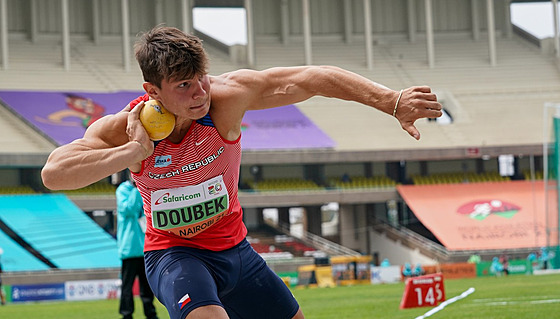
[0,90,141,146]
[0,90,335,150]
[240,105,335,150]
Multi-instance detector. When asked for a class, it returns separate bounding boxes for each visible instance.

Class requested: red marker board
[400,273,446,309]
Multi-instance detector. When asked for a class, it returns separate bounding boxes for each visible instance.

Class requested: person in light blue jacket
[116,176,158,319]
[402,263,413,278]
[413,263,425,277]
[490,257,504,276]
[539,247,551,270]
[380,258,391,267]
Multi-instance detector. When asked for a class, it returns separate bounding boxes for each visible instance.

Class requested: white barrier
[533,269,560,276]
[65,279,121,301]
[370,265,402,284]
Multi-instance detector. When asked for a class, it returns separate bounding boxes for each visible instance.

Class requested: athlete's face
[145,74,211,121]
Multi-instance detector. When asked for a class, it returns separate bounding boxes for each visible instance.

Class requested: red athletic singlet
[130,95,247,251]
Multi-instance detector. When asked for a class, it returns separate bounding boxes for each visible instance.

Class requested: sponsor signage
[397,181,559,250]
[11,283,65,303]
[65,279,121,301]
[423,262,477,279]
[476,259,532,276]
[370,265,402,284]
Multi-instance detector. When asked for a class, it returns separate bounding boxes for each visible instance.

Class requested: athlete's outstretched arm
[41,102,153,190]
[215,66,442,140]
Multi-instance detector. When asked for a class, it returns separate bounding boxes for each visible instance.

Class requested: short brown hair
[134,25,209,88]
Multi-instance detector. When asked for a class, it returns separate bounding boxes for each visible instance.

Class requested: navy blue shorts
[145,239,300,319]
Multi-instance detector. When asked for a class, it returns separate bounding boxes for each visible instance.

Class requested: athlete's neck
[168,118,193,144]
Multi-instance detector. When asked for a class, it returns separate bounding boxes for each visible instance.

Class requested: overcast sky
[193,7,247,45]
[511,2,558,39]
[192,2,558,45]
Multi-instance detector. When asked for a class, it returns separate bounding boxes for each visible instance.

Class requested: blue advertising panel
[11,283,65,302]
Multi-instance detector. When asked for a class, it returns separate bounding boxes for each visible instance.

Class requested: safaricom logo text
[155,192,201,205]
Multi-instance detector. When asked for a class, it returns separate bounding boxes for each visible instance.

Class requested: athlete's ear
[143,82,160,100]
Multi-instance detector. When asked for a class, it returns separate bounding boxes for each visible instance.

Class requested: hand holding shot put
[138,100,176,141]
[41,26,442,319]
[126,99,176,160]
[126,100,154,159]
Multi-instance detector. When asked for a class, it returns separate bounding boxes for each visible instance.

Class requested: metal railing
[274,221,361,257]
[371,222,449,261]
[372,221,543,262]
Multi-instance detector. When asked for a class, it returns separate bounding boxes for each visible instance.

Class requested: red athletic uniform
[130,95,299,319]
[130,94,247,251]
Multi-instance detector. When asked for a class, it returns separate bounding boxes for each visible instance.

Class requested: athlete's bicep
[213,68,315,112]
[81,112,129,149]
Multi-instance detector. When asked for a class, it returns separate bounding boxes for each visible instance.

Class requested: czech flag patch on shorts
[178,293,191,309]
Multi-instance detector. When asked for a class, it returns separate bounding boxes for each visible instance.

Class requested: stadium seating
[411,172,510,185]
[244,176,397,192]
[523,170,544,180]
[51,181,116,195]
[328,176,397,189]
[0,229,50,272]
[282,240,317,255]
[0,186,37,194]
[0,194,120,270]
[247,233,295,260]
[246,178,324,192]
[247,231,319,259]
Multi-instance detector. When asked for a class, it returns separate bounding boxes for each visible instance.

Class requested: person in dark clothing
[0,248,5,305]
[116,177,158,319]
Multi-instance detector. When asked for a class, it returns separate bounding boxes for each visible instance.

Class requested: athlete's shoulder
[210,69,262,87]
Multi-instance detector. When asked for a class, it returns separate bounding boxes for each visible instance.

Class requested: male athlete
[41,26,442,319]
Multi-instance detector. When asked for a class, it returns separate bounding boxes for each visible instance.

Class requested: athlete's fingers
[126,101,154,159]
[412,86,432,94]
[429,108,443,118]
[423,92,439,102]
[120,103,132,113]
[129,100,145,117]
[127,101,149,142]
[402,123,420,140]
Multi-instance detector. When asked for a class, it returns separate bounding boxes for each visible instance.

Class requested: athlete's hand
[393,86,442,140]
[127,100,154,159]
[120,103,132,112]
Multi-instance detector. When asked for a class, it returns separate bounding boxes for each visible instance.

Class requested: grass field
[1,273,559,319]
